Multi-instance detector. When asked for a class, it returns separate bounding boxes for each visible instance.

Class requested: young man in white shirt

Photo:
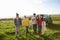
[31,13,37,33]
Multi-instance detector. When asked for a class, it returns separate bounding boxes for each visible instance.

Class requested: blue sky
[0,0,60,18]
[44,0,60,10]
[43,0,60,14]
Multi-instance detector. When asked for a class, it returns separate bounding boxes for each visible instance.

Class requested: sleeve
[22,20,24,25]
[22,20,25,26]
[19,18,22,25]
[31,17,33,23]
[28,19,30,24]
[14,18,16,25]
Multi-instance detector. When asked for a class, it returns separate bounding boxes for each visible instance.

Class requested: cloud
[0,0,60,18]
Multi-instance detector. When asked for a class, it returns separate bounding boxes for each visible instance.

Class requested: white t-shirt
[31,16,37,24]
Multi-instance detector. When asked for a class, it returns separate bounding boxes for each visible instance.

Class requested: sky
[0,0,60,18]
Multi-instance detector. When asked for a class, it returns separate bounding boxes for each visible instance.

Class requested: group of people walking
[14,13,46,37]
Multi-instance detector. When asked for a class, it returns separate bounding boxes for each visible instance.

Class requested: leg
[34,24,37,33]
[38,26,41,35]
[33,24,37,33]
[15,26,20,36]
[15,26,18,36]
[26,26,29,33]
[33,24,35,33]
[17,26,20,34]
[26,26,29,36]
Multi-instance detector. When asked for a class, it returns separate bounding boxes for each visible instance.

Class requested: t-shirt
[23,18,30,26]
[37,18,43,26]
[31,16,37,24]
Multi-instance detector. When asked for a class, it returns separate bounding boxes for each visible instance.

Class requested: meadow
[0,15,60,40]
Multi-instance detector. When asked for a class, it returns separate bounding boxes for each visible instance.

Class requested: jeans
[33,24,37,33]
[38,26,42,32]
[26,26,29,33]
[15,26,20,36]
[26,26,29,36]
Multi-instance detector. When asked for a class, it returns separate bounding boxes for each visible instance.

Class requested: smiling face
[40,15,43,18]
[39,15,42,19]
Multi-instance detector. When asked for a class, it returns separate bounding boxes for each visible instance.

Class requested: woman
[37,15,43,35]
[41,18,46,35]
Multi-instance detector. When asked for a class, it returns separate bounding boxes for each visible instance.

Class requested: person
[37,15,43,35]
[36,15,39,21]
[41,18,46,35]
[22,16,30,36]
[31,13,37,33]
[14,13,22,37]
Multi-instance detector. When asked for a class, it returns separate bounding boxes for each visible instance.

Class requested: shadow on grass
[4,31,60,40]
[5,32,15,35]
[0,34,6,40]
[47,24,60,31]
[29,33,39,40]
[16,37,26,40]
[26,33,45,40]
[28,32,60,40]
[46,32,60,40]
[30,32,60,40]
[26,33,36,40]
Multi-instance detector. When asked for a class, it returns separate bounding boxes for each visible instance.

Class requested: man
[31,13,37,33]
[14,13,22,37]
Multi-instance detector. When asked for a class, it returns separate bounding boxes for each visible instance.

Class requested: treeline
[0,15,60,21]
[0,18,14,21]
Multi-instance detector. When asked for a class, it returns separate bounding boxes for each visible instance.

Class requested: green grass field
[0,18,60,40]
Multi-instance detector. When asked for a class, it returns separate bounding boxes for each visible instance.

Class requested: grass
[0,20,60,40]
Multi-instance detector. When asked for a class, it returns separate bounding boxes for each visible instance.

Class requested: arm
[31,17,33,23]
[19,18,22,25]
[14,19,16,25]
